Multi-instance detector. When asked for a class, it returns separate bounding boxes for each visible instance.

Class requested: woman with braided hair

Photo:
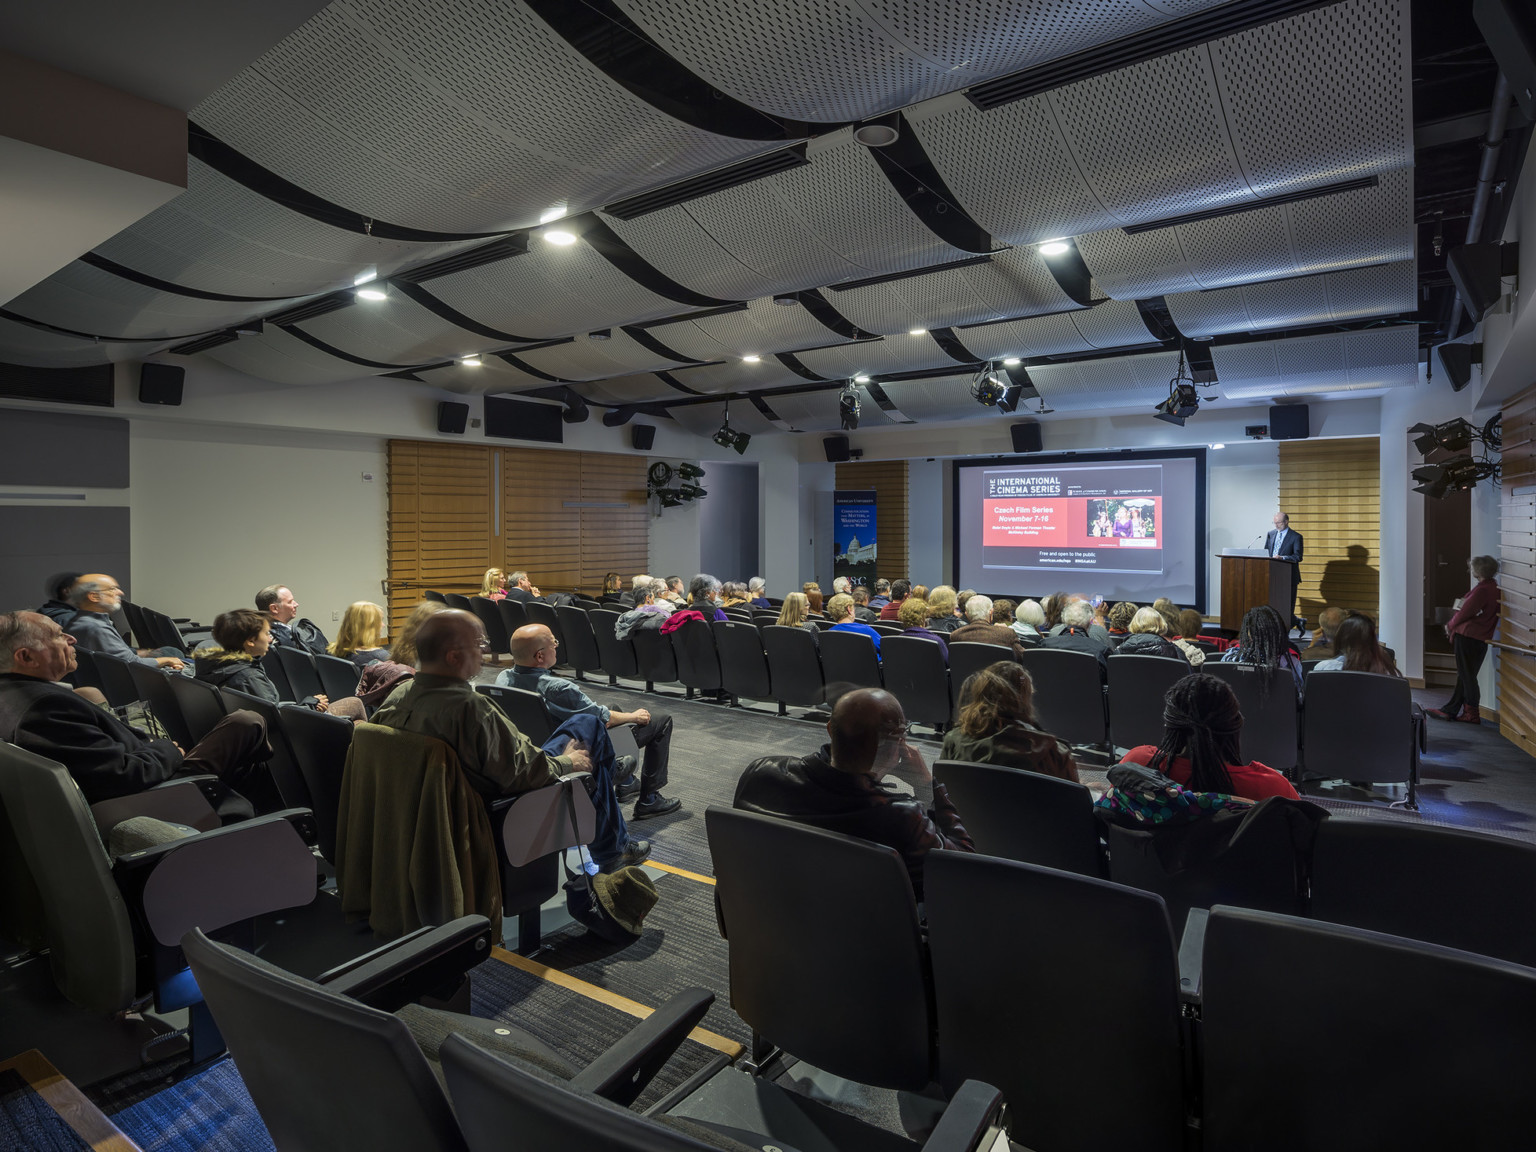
[1121,673,1299,801]
[1218,604,1303,693]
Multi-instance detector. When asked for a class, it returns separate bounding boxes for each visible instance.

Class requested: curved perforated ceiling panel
[1211,325,1417,398]
[0,318,143,367]
[765,387,892,432]
[204,323,380,386]
[614,0,1231,123]
[1027,348,1184,411]
[795,332,956,380]
[878,375,996,423]
[577,373,688,406]
[962,299,1156,360]
[288,295,485,366]
[415,357,553,394]
[666,359,804,394]
[1165,260,1416,336]
[647,298,852,362]
[515,330,696,381]
[192,0,785,234]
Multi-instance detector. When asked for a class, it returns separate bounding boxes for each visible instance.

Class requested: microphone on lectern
[1248,532,1266,548]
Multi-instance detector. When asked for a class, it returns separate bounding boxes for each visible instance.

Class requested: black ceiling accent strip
[266,294,354,326]
[496,351,572,382]
[865,113,994,253]
[576,213,740,308]
[1135,298,1182,343]
[966,0,1337,110]
[279,324,448,372]
[631,302,750,329]
[0,308,218,344]
[0,360,114,406]
[621,324,704,363]
[956,300,1100,329]
[77,251,297,303]
[188,123,513,243]
[655,370,707,396]
[864,382,918,424]
[605,146,810,220]
[931,326,981,364]
[826,254,996,292]
[1002,363,1040,399]
[169,331,240,356]
[380,369,425,381]
[1184,340,1218,383]
[775,351,828,382]
[391,280,546,343]
[786,335,884,356]
[509,336,578,353]
[392,235,530,284]
[794,289,882,339]
[748,393,800,431]
[1121,176,1379,234]
[870,362,981,384]
[525,0,804,142]
[1042,248,1096,307]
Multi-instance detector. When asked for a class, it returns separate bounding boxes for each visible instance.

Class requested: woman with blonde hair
[329,601,391,669]
[389,600,448,667]
[941,662,1078,782]
[899,596,949,659]
[776,592,819,636]
[1115,606,1190,662]
[482,568,508,600]
[927,586,961,633]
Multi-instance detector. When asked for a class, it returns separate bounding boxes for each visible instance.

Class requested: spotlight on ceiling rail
[712,401,751,455]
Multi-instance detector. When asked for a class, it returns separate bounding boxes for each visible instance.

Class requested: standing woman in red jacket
[1431,555,1501,724]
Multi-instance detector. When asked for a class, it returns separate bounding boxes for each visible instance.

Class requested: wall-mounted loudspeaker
[1009,422,1043,453]
[138,363,184,406]
[631,424,656,451]
[1268,405,1310,441]
[1446,242,1519,320]
[437,401,469,434]
[823,435,851,463]
[1436,343,1480,392]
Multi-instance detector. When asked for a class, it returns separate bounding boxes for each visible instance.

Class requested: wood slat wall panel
[1278,437,1380,621]
[1500,385,1536,754]
[836,460,909,581]
[387,441,493,630]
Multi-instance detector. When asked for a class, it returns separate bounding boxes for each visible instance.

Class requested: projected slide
[983,465,1164,574]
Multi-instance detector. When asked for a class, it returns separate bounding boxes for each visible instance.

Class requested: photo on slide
[1087,498,1157,541]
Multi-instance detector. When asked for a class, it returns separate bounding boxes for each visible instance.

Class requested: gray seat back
[1106,654,1191,750]
[1019,649,1106,746]
[760,626,824,706]
[934,760,1103,876]
[1301,670,1414,784]
[314,653,363,702]
[1202,661,1298,773]
[275,644,325,701]
[554,606,603,676]
[170,674,230,744]
[475,684,553,745]
[946,642,1014,712]
[470,597,510,657]
[817,629,882,691]
[712,620,772,700]
[127,661,195,748]
[880,635,950,727]
[278,706,354,865]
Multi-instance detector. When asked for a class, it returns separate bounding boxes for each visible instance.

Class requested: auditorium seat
[444,592,474,612]
[817,629,882,692]
[90,650,141,711]
[926,852,1186,1152]
[1106,654,1191,750]
[169,673,231,744]
[497,597,529,641]
[1310,817,1536,966]
[315,652,364,701]
[1020,649,1107,748]
[631,629,680,691]
[670,618,723,699]
[261,650,298,702]
[713,620,773,706]
[127,660,197,748]
[882,634,951,730]
[275,644,326,702]
[222,687,313,811]
[1300,670,1423,808]
[1201,661,1299,778]
[278,705,354,866]
[946,641,1015,712]
[760,625,826,710]
[554,604,604,681]
[587,609,641,685]
[475,683,554,744]
[423,590,447,603]
[872,621,906,637]
[934,761,1104,876]
[470,595,511,662]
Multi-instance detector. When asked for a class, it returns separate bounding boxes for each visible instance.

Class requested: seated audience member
[832,576,852,596]
[37,571,81,626]
[1152,597,1178,618]
[926,586,962,634]
[1178,608,1206,645]
[615,577,676,640]
[1116,607,1189,661]
[869,579,893,610]
[802,582,822,598]
[199,609,366,719]
[1313,612,1401,677]
[776,592,819,637]
[956,590,976,618]
[1121,674,1299,801]
[623,574,651,608]
[664,576,687,604]
[356,600,444,711]
[1012,600,1047,647]
[64,574,186,670]
[898,596,949,659]
[1106,601,1137,645]
[0,611,271,813]
[599,572,625,604]
[735,687,974,899]
[1041,599,1112,671]
[878,579,911,621]
[373,610,649,870]
[911,584,931,602]
[1047,594,1112,645]
[1042,592,1068,631]
[1301,606,1347,662]
[991,598,1016,627]
[257,584,329,654]
[852,586,880,623]
[1220,605,1303,693]
[502,571,547,604]
[1170,610,1207,666]
[482,568,508,601]
[826,593,883,653]
[720,581,751,610]
[949,595,1025,658]
[748,577,771,610]
[806,590,825,618]
[330,601,391,669]
[688,574,729,622]
[941,662,1078,782]
[501,623,680,819]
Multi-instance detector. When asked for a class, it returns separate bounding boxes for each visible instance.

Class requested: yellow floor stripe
[489,945,743,1059]
[647,860,716,886]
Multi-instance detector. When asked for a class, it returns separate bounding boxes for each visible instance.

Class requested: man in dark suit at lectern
[1265,511,1303,627]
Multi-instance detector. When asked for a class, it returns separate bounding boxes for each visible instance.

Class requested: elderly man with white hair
[748,577,771,610]
[949,594,1026,658]
[832,576,853,596]
[1012,600,1046,647]
[1040,597,1112,672]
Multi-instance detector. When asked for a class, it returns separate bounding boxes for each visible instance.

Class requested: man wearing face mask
[732,687,973,900]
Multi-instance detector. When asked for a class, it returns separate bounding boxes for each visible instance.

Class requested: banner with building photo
[833,489,878,585]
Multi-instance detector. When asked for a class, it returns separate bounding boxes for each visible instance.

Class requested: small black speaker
[1437,343,1478,392]
[823,435,851,463]
[139,363,184,406]
[1446,242,1517,320]
[1268,405,1310,440]
[1009,422,1043,453]
[437,401,469,434]
[631,424,656,451]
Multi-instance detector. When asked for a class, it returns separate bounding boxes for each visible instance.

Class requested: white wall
[1206,441,1280,618]
[907,458,943,587]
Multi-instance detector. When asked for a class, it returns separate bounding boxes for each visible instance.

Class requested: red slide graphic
[984,495,1161,548]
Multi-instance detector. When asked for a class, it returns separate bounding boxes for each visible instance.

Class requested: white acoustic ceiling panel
[1211,325,1418,399]
[878,375,997,422]
[649,297,854,362]
[295,295,489,366]
[667,400,777,439]
[795,332,957,379]
[577,373,686,406]
[666,359,803,394]
[613,0,1231,123]
[961,311,1100,360]
[424,240,686,341]
[909,0,1411,246]
[0,318,125,367]
[414,356,554,395]
[204,324,377,385]
[92,160,474,300]
[516,330,695,381]
[764,387,893,432]
[4,261,296,342]
[1027,348,1184,411]
[192,0,783,234]
[1078,168,1413,298]
[597,208,771,303]
[827,246,1079,335]
[1165,260,1417,336]
[1058,298,1158,350]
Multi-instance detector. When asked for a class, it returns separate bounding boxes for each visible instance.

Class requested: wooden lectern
[1218,551,1293,632]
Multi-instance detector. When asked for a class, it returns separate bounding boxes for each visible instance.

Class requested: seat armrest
[1178,907,1209,1005]
[321,916,494,1010]
[92,778,221,837]
[920,1080,1008,1152]
[568,987,715,1107]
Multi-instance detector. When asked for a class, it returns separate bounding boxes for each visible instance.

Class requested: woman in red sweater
[1122,673,1298,802]
[1430,555,1501,724]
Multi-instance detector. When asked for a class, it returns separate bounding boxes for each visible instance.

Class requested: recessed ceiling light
[543,229,577,246]
[1002,357,1021,366]
[1211,443,1226,450]
[352,269,378,286]
[908,327,927,336]
[772,294,798,306]
[589,329,611,341]
[461,355,482,367]
[854,374,871,383]
[1038,240,1071,256]
[355,285,387,301]
[742,354,761,363]
[539,204,567,224]
[853,123,900,147]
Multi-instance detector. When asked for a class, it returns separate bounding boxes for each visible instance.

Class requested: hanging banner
[833,489,878,585]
